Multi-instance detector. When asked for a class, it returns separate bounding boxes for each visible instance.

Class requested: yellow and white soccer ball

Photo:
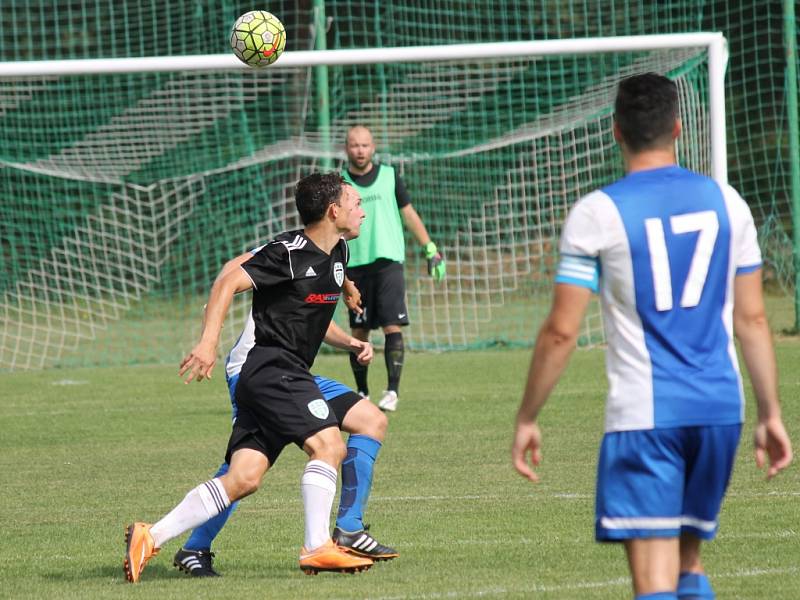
[230,11,286,67]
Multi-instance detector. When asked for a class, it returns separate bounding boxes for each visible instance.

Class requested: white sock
[150,478,230,548]
[301,460,337,550]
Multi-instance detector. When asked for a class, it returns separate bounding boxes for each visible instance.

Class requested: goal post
[0,34,728,370]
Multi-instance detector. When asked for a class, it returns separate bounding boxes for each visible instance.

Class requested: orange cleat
[123,522,160,583]
[299,539,373,575]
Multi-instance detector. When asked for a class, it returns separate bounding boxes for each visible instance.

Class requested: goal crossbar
[0,33,729,184]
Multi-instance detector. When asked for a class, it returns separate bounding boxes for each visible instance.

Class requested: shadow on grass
[42,559,307,585]
[42,562,188,583]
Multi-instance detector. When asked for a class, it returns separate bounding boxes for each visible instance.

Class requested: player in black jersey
[123,173,375,583]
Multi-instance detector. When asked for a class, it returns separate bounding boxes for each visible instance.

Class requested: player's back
[561,165,761,431]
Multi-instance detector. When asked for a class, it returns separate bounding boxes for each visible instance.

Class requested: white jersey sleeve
[555,191,608,292]
[720,184,762,274]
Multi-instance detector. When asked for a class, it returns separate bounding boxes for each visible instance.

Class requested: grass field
[1,343,799,599]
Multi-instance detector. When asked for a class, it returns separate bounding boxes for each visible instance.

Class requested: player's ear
[612,118,623,143]
[672,118,682,140]
[327,201,339,220]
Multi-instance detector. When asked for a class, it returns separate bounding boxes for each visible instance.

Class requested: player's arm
[215,251,255,281]
[324,320,373,365]
[201,251,255,326]
[180,265,254,384]
[342,277,363,315]
[512,283,592,482]
[323,320,373,365]
[399,204,432,247]
[394,172,445,280]
[400,204,446,281]
[733,270,793,479]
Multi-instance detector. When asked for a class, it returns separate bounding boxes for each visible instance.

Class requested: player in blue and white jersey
[172,250,398,577]
[512,74,792,600]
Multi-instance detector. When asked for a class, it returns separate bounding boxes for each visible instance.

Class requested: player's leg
[176,374,242,576]
[283,373,372,573]
[375,261,409,412]
[124,446,268,583]
[337,400,398,560]
[350,325,371,397]
[624,538,680,598]
[677,534,714,599]
[174,461,232,576]
[317,375,397,560]
[347,266,373,398]
[675,424,741,599]
[380,324,403,411]
[299,425,373,573]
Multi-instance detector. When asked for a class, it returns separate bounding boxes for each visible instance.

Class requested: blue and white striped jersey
[555,166,762,432]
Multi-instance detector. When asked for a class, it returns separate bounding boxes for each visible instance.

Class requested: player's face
[336,186,365,238]
[345,128,375,171]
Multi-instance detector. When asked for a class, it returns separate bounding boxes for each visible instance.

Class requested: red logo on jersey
[305,293,340,304]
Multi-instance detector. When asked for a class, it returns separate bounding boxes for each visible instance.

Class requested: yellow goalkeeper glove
[424,242,446,282]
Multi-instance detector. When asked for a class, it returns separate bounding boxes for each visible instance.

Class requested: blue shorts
[595,424,741,542]
[226,373,355,422]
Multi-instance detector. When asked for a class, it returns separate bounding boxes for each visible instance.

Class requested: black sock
[384,332,404,393]
[349,352,369,396]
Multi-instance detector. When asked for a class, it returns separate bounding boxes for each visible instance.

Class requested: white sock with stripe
[150,479,230,548]
[301,460,337,551]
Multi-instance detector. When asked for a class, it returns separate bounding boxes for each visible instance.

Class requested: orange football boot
[299,538,373,575]
[123,522,160,583]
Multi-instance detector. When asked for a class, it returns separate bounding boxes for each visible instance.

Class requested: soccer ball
[230,11,286,67]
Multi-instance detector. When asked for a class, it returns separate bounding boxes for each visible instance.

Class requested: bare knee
[219,470,260,501]
[319,437,347,466]
[221,449,269,501]
[341,400,388,442]
[306,435,347,469]
[364,409,388,441]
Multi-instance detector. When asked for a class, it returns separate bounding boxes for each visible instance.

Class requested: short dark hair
[614,73,679,152]
[294,172,347,225]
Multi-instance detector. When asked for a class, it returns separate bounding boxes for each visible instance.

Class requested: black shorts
[226,347,342,465]
[346,259,410,330]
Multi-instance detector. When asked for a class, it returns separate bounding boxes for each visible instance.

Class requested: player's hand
[424,242,446,282]
[348,338,373,365]
[179,340,217,384]
[754,417,793,479]
[343,278,363,315]
[511,420,542,482]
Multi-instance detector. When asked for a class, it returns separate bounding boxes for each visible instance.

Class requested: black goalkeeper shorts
[346,259,410,330]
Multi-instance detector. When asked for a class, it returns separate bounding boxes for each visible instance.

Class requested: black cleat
[173,548,220,577]
[332,526,399,561]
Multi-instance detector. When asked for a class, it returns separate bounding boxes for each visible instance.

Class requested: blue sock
[636,593,677,600]
[335,435,381,532]
[678,572,714,599]
[184,462,239,551]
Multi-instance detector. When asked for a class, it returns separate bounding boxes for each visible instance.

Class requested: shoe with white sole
[378,390,398,412]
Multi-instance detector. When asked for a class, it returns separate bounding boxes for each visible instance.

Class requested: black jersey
[240,229,348,369]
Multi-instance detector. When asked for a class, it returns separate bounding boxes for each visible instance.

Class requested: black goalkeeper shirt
[240,229,348,369]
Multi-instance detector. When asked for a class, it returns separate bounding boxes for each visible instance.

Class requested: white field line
[228,490,800,510]
[328,567,799,600]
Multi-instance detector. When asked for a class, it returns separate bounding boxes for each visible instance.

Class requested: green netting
[0,1,797,370]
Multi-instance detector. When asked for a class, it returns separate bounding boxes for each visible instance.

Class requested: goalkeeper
[342,125,445,412]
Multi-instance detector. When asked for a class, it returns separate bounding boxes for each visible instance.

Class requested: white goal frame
[0,33,729,182]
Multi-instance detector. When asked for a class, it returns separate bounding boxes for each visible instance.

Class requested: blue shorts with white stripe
[595,423,741,542]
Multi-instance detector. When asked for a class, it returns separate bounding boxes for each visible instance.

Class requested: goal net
[0,37,722,369]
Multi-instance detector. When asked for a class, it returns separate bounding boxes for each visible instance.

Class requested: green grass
[1,343,798,599]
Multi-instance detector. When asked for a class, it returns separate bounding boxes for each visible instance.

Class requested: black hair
[294,172,347,225]
[614,73,679,152]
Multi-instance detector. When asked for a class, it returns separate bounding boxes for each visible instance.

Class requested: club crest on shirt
[308,399,329,420]
[333,262,344,287]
